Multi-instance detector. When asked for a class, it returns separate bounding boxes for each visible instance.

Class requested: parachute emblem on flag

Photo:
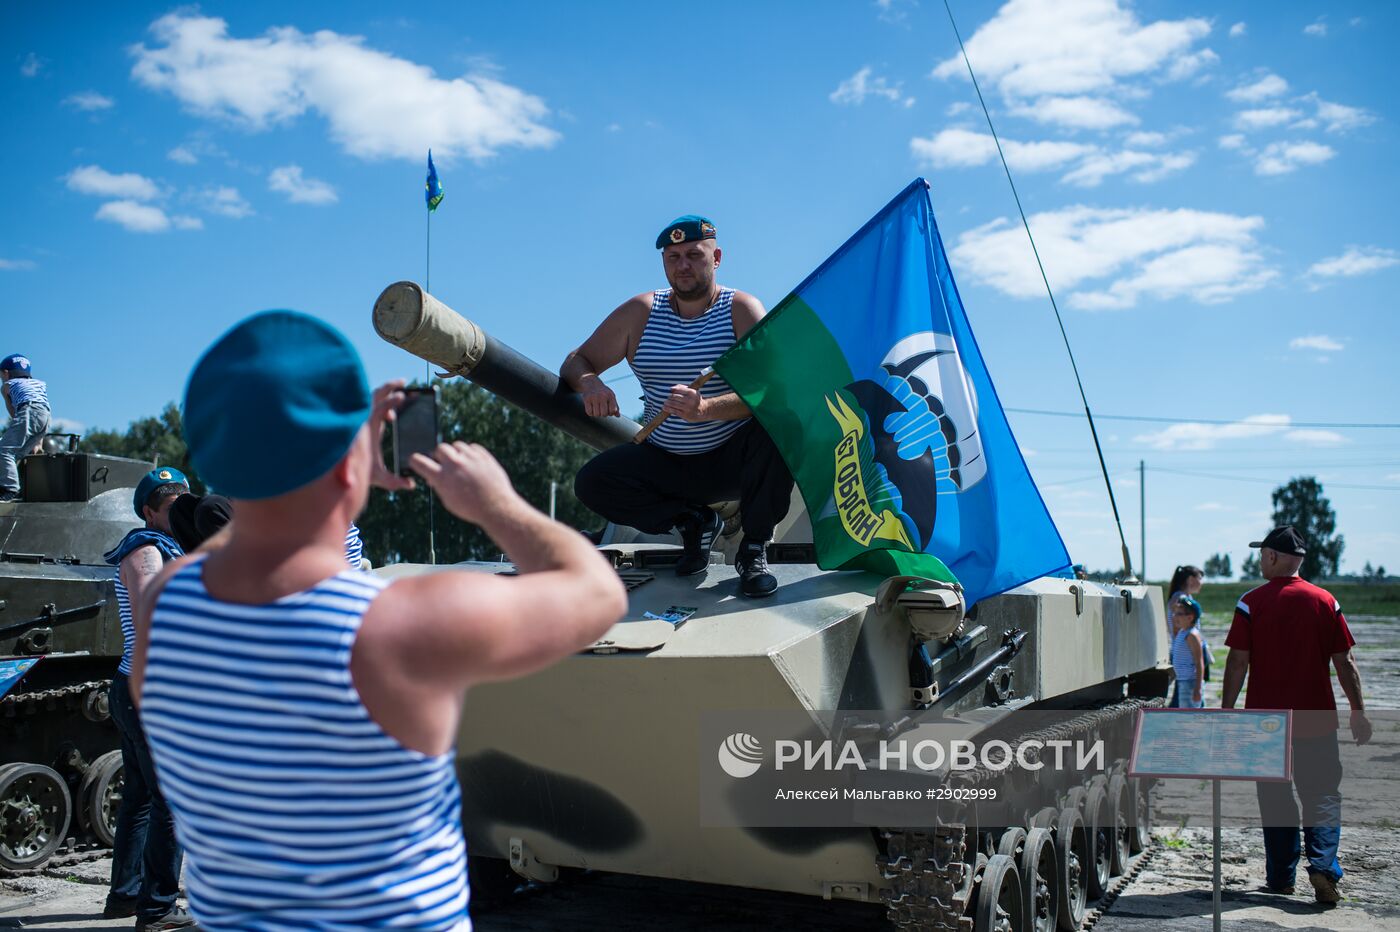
[830,331,987,552]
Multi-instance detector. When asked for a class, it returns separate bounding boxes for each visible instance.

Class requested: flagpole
[425,191,437,566]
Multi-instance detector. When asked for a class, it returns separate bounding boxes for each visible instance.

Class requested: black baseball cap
[1249,525,1307,556]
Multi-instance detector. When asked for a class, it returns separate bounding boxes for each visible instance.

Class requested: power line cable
[1007,407,1400,430]
[943,0,1137,580]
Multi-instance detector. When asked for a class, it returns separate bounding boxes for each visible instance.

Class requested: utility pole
[1140,460,1146,582]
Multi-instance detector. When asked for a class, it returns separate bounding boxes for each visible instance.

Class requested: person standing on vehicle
[0,354,50,503]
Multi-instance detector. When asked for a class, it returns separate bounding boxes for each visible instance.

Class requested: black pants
[575,419,795,540]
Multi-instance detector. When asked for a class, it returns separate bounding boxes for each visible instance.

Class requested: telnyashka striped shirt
[344,522,364,569]
[4,377,48,410]
[1171,626,1201,684]
[630,288,747,454]
[141,559,470,930]
[113,531,183,676]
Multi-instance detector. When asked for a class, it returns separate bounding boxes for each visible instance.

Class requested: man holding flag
[564,216,794,597]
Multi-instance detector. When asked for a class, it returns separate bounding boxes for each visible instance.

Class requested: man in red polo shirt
[1222,525,1370,905]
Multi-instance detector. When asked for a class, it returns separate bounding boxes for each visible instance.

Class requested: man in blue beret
[561,215,794,597]
[127,310,626,927]
[0,353,50,503]
[101,467,193,929]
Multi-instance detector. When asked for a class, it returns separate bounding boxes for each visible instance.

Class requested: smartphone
[393,386,440,477]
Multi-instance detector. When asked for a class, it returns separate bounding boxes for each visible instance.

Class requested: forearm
[479,495,604,577]
[700,391,752,422]
[1221,657,1247,708]
[1334,655,1365,710]
[561,352,603,393]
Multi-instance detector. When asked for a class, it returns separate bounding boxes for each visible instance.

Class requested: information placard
[1129,708,1291,782]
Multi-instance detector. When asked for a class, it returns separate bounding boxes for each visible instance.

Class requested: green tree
[79,403,206,492]
[355,380,600,565]
[1203,553,1232,578]
[1269,476,1343,580]
[1241,552,1261,578]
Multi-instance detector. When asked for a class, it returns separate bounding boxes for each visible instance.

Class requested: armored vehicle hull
[0,449,149,870]
[373,282,1172,929]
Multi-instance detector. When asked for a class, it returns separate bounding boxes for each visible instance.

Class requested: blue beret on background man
[183,310,371,500]
[132,467,188,519]
[655,215,717,249]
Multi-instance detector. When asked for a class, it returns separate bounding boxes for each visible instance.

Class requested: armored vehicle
[0,437,149,870]
[374,281,1171,931]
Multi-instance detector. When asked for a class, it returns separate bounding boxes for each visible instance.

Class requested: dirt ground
[5,612,1397,930]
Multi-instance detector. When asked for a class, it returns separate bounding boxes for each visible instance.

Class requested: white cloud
[197,185,253,218]
[1387,474,1400,484]
[1304,94,1375,133]
[1061,149,1194,187]
[1285,429,1345,446]
[129,12,559,162]
[952,205,1274,310]
[268,165,338,205]
[1225,73,1287,103]
[1233,107,1302,130]
[1228,22,1246,39]
[929,0,1213,130]
[66,165,160,201]
[946,101,971,117]
[1253,140,1334,175]
[1124,131,1166,147]
[19,53,43,78]
[830,67,911,107]
[1289,335,1343,352]
[1008,95,1138,129]
[1303,19,1327,38]
[875,0,916,25]
[1218,134,1246,150]
[1307,246,1399,280]
[1193,502,1235,512]
[0,258,37,271]
[63,91,116,112]
[95,200,176,233]
[910,128,1093,171]
[167,146,198,164]
[1133,414,1290,451]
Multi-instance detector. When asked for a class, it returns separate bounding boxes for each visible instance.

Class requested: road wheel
[1128,777,1153,854]
[1054,807,1087,930]
[1106,775,1132,876]
[77,750,124,848]
[1082,786,1112,899]
[975,853,1025,932]
[1020,827,1058,932]
[0,763,72,870]
[997,827,1027,860]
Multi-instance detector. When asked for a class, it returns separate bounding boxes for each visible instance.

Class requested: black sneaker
[675,507,723,577]
[0,490,18,503]
[136,906,198,930]
[1258,884,1295,896]
[103,897,139,918]
[735,539,777,598]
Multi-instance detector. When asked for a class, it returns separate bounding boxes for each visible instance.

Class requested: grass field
[1184,581,1400,617]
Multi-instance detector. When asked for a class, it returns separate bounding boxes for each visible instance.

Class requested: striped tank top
[110,530,183,676]
[5,377,48,410]
[1171,626,1201,683]
[630,288,747,454]
[141,559,470,930]
[344,522,364,569]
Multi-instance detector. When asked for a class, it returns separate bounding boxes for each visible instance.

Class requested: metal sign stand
[1212,778,1222,932]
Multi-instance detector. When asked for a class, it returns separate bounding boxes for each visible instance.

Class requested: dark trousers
[108,672,183,919]
[575,419,795,540]
[1256,731,1343,887]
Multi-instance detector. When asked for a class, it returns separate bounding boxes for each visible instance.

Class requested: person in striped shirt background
[563,215,794,598]
[1,353,50,502]
[128,311,627,929]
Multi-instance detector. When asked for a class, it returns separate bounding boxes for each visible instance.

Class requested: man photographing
[1222,524,1369,905]
[562,215,794,597]
[130,310,627,928]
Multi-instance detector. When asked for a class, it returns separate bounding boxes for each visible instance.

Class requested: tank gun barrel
[372,282,638,452]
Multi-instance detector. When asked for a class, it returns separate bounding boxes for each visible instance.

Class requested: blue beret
[1,354,31,375]
[133,466,188,518]
[656,215,717,250]
[183,310,370,500]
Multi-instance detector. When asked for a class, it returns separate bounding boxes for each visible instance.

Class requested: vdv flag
[425,150,444,211]
[713,179,1069,605]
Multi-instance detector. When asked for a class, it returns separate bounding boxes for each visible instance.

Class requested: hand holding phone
[393,386,440,477]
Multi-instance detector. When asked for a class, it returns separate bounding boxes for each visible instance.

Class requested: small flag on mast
[425,150,444,211]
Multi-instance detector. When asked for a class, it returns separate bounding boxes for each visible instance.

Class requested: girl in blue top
[1170,593,1206,708]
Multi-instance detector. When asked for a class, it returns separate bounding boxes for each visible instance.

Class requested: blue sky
[4,1,1397,579]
